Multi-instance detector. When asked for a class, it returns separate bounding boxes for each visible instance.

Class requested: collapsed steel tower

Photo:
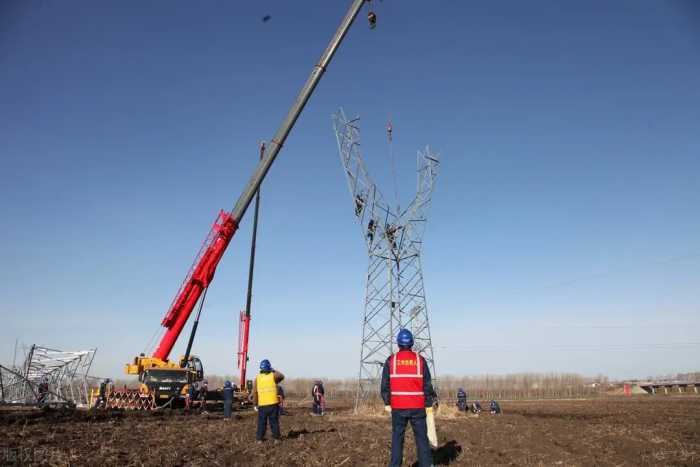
[333,109,439,408]
[0,345,96,406]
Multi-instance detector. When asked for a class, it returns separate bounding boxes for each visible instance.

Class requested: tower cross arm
[400,147,439,250]
[333,109,391,250]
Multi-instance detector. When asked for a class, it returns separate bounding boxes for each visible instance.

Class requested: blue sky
[1,0,698,381]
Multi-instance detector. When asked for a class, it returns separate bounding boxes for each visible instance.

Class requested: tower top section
[332,108,440,258]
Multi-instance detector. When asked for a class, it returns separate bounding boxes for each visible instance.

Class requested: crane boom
[154,211,237,361]
[230,0,366,223]
[128,0,368,375]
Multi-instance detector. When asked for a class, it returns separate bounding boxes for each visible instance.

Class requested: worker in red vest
[381,329,437,467]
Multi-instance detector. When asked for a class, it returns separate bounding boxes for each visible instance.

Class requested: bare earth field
[1,396,698,466]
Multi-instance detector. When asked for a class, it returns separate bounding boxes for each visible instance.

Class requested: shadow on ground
[410,440,462,466]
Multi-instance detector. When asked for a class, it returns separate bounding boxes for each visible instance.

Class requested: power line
[387,119,400,213]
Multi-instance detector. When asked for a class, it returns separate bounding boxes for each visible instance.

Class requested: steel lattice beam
[0,344,96,406]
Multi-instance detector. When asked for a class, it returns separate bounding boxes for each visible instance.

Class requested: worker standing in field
[312,380,325,416]
[199,380,209,414]
[185,382,196,413]
[381,329,437,467]
[253,359,284,442]
[94,378,110,409]
[223,380,234,419]
[456,387,468,412]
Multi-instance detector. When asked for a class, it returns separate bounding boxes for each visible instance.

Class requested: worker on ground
[381,329,437,467]
[312,380,325,416]
[199,380,209,414]
[94,378,110,409]
[489,400,501,415]
[253,359,284,442]
[277,384,288,415]
[223,380,234,420]
[456,388,468,412]
[185,381,196,413]
[471,400,482,414]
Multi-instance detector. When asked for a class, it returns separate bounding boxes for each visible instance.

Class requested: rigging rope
[143,326,163,357]
[387,120,399,213]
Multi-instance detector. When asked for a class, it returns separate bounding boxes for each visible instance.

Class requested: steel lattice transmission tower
[333,109,440,408]
[0,344,96,406]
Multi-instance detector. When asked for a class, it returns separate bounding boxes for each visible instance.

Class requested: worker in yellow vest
[252,359,285,442]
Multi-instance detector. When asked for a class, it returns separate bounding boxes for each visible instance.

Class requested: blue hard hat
[260,359,272,371]
[224,380,231,388]
[397,329,414,348]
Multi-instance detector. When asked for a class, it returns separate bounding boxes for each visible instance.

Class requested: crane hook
[368,11,377,29]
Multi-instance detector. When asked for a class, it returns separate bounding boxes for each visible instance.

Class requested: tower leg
[355,250,437,410]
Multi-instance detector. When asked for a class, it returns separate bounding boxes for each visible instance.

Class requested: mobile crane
[116,0,371,409]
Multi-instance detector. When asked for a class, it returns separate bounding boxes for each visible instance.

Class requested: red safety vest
[389,350,425,409]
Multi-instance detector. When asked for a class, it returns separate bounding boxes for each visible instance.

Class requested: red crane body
[153,211,238,361]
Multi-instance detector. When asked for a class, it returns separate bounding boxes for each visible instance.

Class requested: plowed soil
[1,397,699,466]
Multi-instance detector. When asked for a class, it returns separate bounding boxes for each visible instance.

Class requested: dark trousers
[256,404,281,440]
[223,400,232,418]
[312,399,323,415]
[390,408,432,467]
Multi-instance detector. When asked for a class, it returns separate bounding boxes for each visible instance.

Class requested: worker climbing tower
[332,109,440,409]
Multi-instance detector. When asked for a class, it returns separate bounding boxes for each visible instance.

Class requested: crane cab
[142,367,189,402]
[126,354,204,406]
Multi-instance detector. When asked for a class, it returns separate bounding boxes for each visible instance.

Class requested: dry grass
[435,404,477,420]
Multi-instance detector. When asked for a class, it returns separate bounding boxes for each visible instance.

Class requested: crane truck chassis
[106,0,369,410]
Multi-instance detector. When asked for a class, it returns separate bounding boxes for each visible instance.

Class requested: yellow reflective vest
[256,372,278,406]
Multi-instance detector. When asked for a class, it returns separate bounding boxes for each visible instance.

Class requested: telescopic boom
[142,0,368,365]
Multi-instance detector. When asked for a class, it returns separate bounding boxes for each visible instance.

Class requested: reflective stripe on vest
[256,372,278,406]
[388,350,425,409]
